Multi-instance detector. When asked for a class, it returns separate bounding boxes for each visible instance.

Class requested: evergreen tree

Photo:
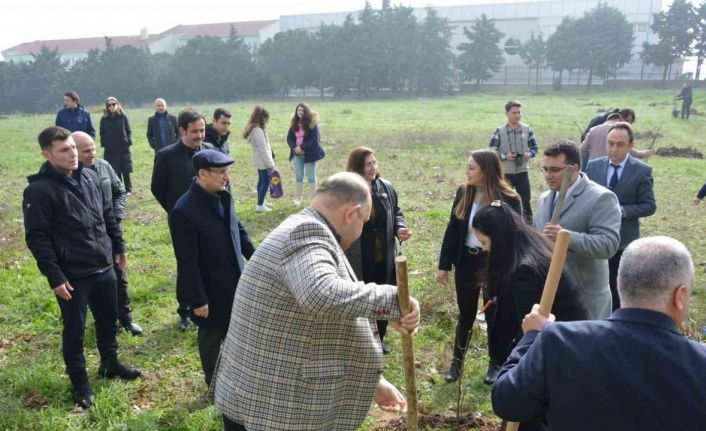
[518,33,546,86]
[642,0,695,81]
[415,8,453,94]
[456,14,505,88]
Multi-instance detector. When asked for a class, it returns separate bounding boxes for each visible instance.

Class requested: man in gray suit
[213,172,420,431]
[586,123,656,310]
[534,141,621,319]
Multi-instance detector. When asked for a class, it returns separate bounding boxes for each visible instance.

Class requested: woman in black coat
[437,149,522,384]
[473,201,588,431]
[100,97,133,193]
[344,146,412,353]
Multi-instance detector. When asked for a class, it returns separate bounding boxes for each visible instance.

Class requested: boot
[70,371,94,408]
[444,359,462,383]
[483,362,501,385]
[98,359,142,380]
[120,317,143,336]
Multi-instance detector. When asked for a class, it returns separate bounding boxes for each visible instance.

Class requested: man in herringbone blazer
[586,123,656,310]
[213,172,420,431]
[534,141,621,320]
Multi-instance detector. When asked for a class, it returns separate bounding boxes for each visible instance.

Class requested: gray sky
[2,0,492,60]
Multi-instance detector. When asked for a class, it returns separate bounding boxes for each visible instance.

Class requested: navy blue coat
[287,124,324,163]
[492,308,706,430]
[55,105,95,138]
[168,180,255,330]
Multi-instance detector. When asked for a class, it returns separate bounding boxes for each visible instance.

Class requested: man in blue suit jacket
[586,122,656,310]
[168,149,255,386]
[492,236,706,431]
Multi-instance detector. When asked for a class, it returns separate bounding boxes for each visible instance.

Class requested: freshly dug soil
[655,146,703,159]
[376,412,499,430]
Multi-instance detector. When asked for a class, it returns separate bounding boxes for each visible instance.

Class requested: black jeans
[682,100,692,119]
[198,326,227,386]
[115,266,132,321]
[223,416,247,431]
[256,169,269,205]
[364,261,389,341]
[452,251,501,364]
[505,172,532,222]
[56,269,119,385]
[608,249,624,311]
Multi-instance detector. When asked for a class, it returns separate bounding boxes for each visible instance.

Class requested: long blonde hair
[454,149,518,220]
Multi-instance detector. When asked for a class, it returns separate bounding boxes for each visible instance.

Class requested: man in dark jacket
[151,109,213,329]
[492,236,706,431]
[55,91,95,138]
[580,108,634,142]
[169,149,255,385]
[204,108,232,154]
[23,127,140,409]
[73,131,143,335]
[146,98,179,152]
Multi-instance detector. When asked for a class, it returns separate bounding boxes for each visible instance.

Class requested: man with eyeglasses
[168,149,255,386]
[534,141,621,319]
[151,109,215,330]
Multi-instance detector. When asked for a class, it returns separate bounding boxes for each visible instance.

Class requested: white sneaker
[263,202,273,208]
[293,197,302,206]
[255,204,272,212]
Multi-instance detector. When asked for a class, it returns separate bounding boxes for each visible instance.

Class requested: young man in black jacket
[23,127,141,409]
[204,108,232,154]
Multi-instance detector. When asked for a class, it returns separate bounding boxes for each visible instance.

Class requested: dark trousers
[364,261,389,341]
[223,416,247,431]
[608,249,624,311]
[256,169,269,205]
[176,281,190,319]
[452,251,501,364]
[115,266,132,321]
[55,269,119,386]
[682,100,692,119]
[505,172,532,222]
[198,326,227,386]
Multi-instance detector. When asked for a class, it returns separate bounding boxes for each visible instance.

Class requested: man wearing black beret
[168,149,255,386]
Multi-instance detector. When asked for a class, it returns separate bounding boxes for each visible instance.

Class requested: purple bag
[268,169,283,199]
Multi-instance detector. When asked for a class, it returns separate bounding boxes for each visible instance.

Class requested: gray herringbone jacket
[214,207,401,430]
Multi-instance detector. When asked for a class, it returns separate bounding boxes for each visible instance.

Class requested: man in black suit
[586,122,656,310]
[493,236,706,431]
[146,98,179,153]
[168,149,255,385]
[151,109,213,329]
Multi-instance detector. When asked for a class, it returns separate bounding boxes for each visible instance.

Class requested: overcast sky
[1,0,498,60]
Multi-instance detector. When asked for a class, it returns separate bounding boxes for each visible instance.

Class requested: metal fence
[481,59,685,86]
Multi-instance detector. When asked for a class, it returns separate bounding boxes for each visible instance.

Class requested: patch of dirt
[633,131,663,140]
[655,146,703,159]
[21,390,48,410]
[375,412,499,430]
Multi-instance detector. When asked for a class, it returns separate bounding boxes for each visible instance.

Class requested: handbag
[268,169,283,199]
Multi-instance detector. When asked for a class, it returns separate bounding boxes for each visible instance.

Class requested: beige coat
[247,126,275,170]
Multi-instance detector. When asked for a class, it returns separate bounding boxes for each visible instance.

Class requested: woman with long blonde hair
[99,96,133,193]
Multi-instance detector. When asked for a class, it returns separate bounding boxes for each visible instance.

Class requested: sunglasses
[107,103,117,107]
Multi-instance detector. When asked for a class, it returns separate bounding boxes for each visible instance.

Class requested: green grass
[0,89,704,430]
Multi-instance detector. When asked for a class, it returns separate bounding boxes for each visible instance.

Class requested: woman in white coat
[243,106,275,212]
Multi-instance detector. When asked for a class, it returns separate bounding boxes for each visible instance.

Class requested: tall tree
[456,14,505,88]
[415,8,454,94]
[693,2,706,80]
[642,0,695,81]
[14,47,67,113]
[546,17,582,86]
[518,33,546,86]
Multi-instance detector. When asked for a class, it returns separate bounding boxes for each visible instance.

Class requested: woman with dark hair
[473,201,588,431]
[344,147,412,353]
[437,149,521,384]
[287,102,325,206]
[244,106,275,212]
[99,97,133,194]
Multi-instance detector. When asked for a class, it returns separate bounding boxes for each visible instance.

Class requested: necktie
[609,164,620,189]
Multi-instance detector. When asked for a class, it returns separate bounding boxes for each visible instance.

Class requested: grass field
[0,89,704,430]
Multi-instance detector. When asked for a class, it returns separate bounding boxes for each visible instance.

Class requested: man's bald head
[71,131,97,167]
[154,98,167,114]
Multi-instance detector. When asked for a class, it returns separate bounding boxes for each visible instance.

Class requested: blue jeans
[292,155,317,184]
[257,169,269,205]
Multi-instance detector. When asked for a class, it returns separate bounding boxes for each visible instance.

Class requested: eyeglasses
[208,168,230,177]
[365,161,378,168]
[541,166,568,174]
[107,103,117,107]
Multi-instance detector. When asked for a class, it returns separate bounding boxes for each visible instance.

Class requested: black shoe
[72,383,94,409]
[381,340,392,355]
[98,360,142,380]
[444,361,462,383]
[179,317,192,331]
[483,363,501,385]
[120,318,143,336]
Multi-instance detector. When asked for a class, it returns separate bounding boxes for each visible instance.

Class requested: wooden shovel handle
[395,255,418,431]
